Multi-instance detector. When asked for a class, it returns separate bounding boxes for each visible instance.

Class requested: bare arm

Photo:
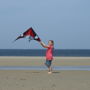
[40,41,49,48]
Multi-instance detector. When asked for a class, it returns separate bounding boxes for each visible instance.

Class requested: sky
[0,0,90,49]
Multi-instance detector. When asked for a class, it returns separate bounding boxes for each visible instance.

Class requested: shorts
[45,60,52,67]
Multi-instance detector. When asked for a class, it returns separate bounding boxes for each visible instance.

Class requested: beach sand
[0,57,90,90]
[0,57,90,66]
[0,70,90,90]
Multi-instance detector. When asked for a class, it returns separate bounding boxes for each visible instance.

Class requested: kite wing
[14,35,25,42]
[14,27,41,42]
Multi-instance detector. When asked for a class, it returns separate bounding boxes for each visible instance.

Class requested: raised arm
[40,41,49,48]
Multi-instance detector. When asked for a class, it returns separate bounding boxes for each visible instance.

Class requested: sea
[0,49,90,57]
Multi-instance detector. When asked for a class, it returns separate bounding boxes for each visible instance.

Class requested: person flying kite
[14,27,54,74]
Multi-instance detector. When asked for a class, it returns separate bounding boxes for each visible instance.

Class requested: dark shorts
[45,60,52,67]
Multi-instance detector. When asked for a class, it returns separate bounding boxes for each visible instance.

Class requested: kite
[14,27,41,42]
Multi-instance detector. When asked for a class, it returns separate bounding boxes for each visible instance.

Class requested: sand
[0,57,90,66]
[0,57,90,90]
[0,70,90,90]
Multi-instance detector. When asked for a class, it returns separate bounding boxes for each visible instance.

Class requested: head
[48,40,54,46]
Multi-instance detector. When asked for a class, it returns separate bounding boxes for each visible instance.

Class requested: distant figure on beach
[40,40,54,74]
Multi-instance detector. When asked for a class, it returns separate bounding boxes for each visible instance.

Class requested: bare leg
[48,66,52,72]
[48,66,52,74]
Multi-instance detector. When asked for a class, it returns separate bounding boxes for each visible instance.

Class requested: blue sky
[0,0,90,49]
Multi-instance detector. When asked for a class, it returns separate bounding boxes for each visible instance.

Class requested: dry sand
[0,57,90,90]
[0,56,90,66]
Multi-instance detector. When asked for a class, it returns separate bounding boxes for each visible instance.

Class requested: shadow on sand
[52,71,60,74]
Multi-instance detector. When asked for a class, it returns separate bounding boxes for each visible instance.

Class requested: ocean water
[0,66,90,71]
[0,49,90,57]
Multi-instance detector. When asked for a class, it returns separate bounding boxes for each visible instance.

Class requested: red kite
[14,27,41,42]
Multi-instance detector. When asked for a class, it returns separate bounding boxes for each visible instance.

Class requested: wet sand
[0,57,90,90]
[0,70,90,90]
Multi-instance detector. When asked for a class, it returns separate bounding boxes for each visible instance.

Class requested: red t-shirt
[46,45,54,60]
